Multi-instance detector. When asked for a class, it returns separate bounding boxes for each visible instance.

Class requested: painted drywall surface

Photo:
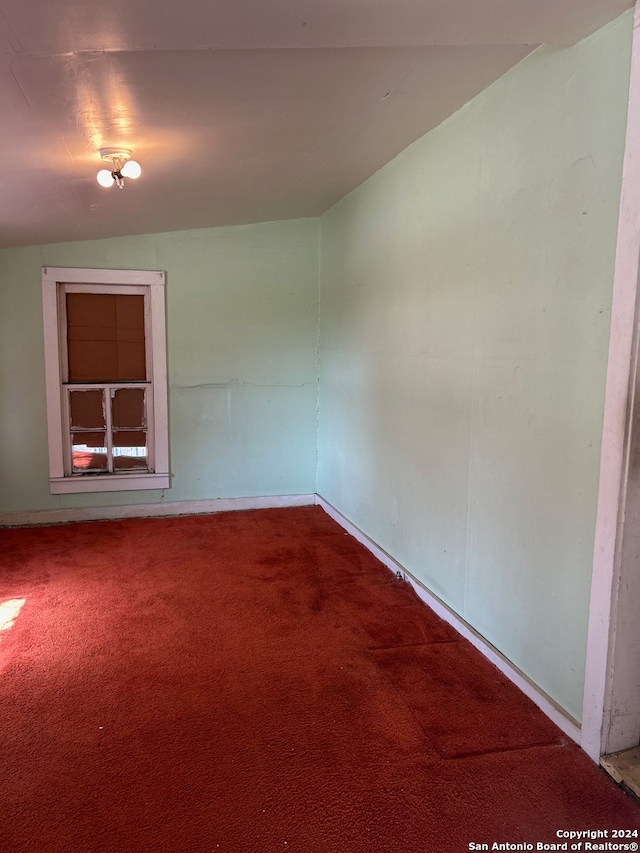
[317,13,632,720]
[0,218,319,513]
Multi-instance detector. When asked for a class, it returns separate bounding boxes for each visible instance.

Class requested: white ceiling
[0,0,631,248]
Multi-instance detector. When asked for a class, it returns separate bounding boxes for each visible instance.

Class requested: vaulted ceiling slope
[0,0,631,248]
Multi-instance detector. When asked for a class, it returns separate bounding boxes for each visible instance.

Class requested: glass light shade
[97,169,114,187]
[121,159,141,179]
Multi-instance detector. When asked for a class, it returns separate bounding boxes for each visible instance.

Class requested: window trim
[42,267,170,494]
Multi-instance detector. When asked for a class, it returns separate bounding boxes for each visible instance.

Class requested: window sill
[49,473,170,494]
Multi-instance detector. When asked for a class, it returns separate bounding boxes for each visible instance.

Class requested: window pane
[113,430,148,471]
[113,456,148,471]
[112,430,147,447]
[71,437,108,473]
[114,454,148,471]
[66,293,146,382]
[72,431,106,446]
[69,389,105,429]
[111,388,145,429]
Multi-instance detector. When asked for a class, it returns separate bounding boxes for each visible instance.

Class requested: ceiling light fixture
[97,147,142,189]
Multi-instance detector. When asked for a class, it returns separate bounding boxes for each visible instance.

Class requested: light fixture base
[99,147,132,162]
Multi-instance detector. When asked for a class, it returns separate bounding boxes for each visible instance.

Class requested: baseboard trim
[315,494,582,746]
[0,494,316,527]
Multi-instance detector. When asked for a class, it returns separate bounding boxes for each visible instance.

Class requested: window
[42,267,169,494]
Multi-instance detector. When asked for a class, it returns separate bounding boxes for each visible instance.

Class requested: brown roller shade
[66,293,146,382]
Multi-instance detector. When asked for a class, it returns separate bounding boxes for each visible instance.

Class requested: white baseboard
[0,494,316,527]
[315,494,582,746]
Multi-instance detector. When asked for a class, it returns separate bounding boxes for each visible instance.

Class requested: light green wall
[0,218,319,513]
[317,13,633,720]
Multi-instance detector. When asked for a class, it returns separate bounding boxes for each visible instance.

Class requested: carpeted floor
[0,505,637,851]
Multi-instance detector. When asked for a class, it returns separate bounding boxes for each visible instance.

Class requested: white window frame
[42,267,170,494]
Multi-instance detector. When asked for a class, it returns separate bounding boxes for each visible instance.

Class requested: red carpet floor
[0,505,637,852]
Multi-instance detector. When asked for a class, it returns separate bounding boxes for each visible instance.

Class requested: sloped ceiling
[0,0,631,248]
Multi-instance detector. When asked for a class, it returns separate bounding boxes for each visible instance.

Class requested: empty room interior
[2,0,640,849]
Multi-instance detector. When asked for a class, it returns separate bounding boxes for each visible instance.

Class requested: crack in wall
[172,380,316,390]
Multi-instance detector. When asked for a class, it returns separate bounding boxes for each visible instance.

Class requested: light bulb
[97,169,114,188]
[121,159,141,179]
